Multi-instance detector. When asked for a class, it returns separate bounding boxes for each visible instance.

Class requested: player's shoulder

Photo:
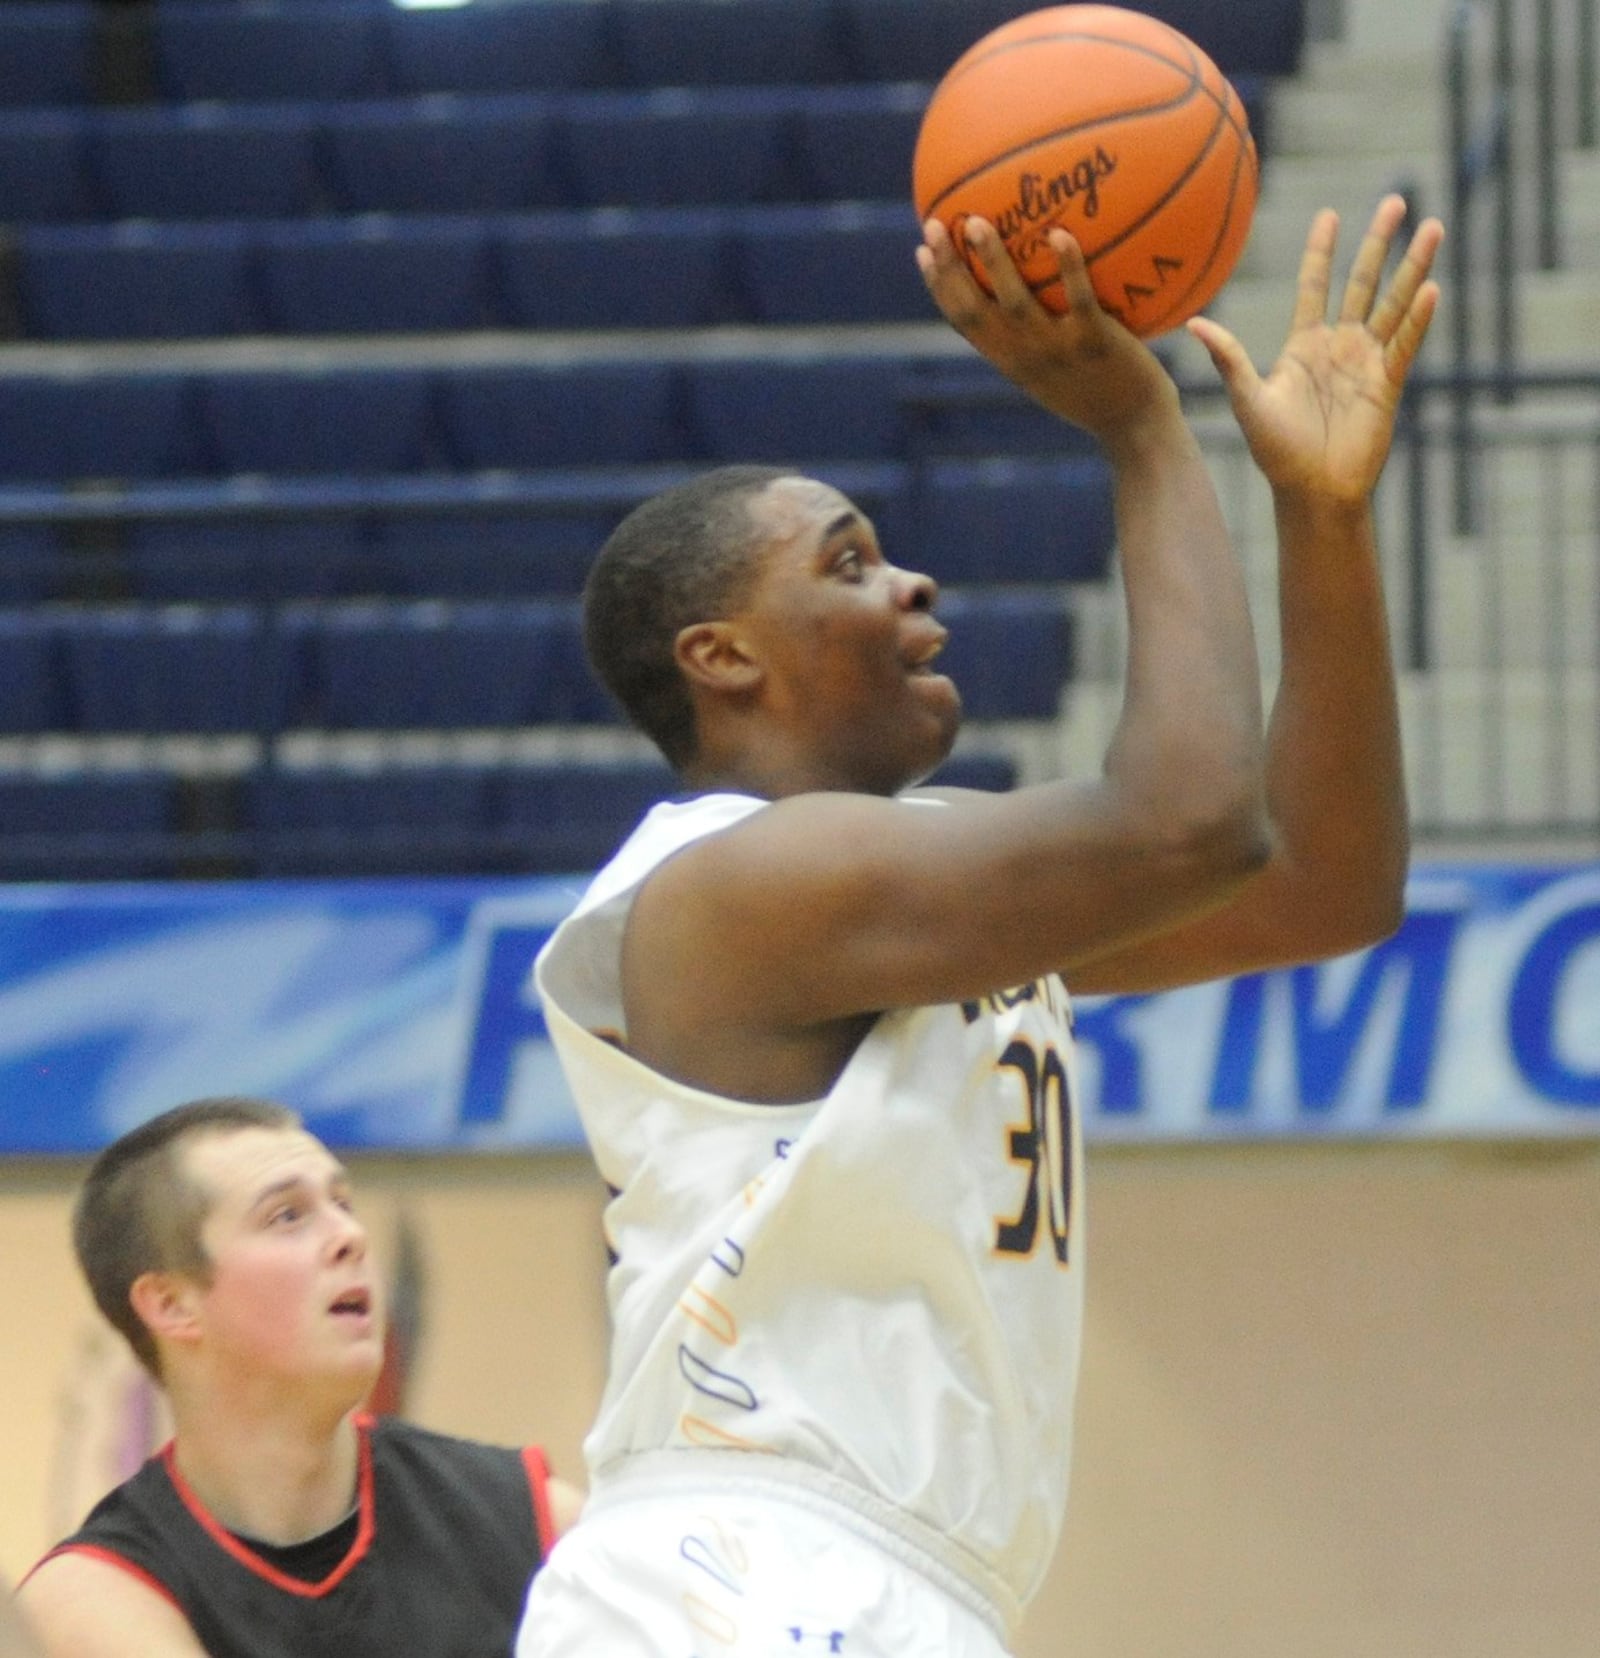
[367,1415,530,1485]
[18,1547,201,1657]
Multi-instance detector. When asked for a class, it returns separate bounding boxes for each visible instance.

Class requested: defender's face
[734,478,961,793]
[184,1127,385,1395]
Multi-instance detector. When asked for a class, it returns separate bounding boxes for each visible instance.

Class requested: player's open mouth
[330,1288,371,1319]
[906,633,948,675]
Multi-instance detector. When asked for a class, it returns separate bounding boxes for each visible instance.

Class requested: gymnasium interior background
[1,2,1596,1655]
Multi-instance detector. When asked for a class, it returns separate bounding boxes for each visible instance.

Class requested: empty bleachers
[0,0,1309,879]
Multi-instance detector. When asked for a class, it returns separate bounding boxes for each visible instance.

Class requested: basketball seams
[1130,111,1256,334]
[1026,80,1236,316]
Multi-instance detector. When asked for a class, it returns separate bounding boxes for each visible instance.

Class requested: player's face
[733,478,961,793]
[184,1127,385,1396]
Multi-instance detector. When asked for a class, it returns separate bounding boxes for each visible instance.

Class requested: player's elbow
[1143,782,1273,901]
[1316,863,1409,960]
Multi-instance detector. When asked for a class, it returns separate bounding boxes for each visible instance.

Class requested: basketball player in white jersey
[519,197,1442,1655]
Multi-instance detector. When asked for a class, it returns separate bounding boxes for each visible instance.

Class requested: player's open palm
[1188,194,1444,504]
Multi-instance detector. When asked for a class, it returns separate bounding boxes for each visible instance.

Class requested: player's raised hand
[917,216,1178,444]
[1187,194,1444,504]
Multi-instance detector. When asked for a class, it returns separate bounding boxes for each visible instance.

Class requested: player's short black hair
[584,465,796,769]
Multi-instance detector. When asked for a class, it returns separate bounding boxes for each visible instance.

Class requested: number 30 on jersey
[993,1037,1074,1265]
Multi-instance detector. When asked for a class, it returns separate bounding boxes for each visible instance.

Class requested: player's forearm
[1262,489,1408,950]
[1103,408,1268,846]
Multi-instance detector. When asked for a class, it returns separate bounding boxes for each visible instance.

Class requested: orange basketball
[912,4,1258,338]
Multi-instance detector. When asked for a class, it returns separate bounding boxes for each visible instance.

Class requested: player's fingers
[1366,215,1445,343]
[1337,193,1409,325]
[1289,208,1339,334]
[960,216,1037,317]
[1045,228,1101,322]
[917,217,994,330]
[1383,279,1441,383]
[1187,315,1263,401]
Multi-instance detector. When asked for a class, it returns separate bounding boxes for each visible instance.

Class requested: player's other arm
[1069,196,1443,994]
[17,1552,206,1657]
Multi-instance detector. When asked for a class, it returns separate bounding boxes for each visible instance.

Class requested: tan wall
[3,1143,1596,1656]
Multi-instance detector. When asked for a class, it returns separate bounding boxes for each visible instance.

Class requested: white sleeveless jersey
[534,793,1086,1614]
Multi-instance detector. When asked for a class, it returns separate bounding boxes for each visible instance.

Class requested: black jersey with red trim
[38,1414,551,1657]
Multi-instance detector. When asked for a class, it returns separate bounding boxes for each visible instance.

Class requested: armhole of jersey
[25,1543,188,1618]
[522,1445,554,1559]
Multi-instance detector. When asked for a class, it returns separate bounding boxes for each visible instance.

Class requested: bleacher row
[0,750,1019,880]
[12,203,940,339]
[0,0,1308,879]
[1,0,1304,105]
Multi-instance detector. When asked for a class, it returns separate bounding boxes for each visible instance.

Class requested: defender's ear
[129,1271,204,1352]
[674,621,763,694]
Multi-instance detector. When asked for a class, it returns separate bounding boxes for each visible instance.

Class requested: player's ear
[674,621,763,695]
[129,1271,204,1351]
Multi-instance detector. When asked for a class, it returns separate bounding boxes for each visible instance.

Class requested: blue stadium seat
[0,4,95,108]
[0,767,185,879]
[245,762,499,875]
[841,0,1302,82]
[0,526,65,604]
[60,606,301,735]
[381,0,614,95]
[320,97,566,216]
[370,507,620,601]
[790,83,930,203]
[0,611,67,735]
[16,222,262,341]
[914,456,1117,585]
[0,375,205,483]
[561,89,798,210]
[899,364,1102,461]
[496,761,680,872]
[684,357,910,464]
[0,110,96,223]
[840,0,1021,82]
[493,208,737,331]
[307,601,567,731]
[0,771,173,837]
[934,590,1073,719]
[1140,0,1306,75]
[196,369,440,476]
[154,1,388,102]
[89,104,320,222]
[608,0,847,88]
[126,517,370,602]
[923,752,1018,792]
[249,764,491,834]
[436,362,684,470]
[735,203,931,324]
[256,216,494,334]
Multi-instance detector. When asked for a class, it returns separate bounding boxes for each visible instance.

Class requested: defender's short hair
[584,465,795,768]
[74,1097,301,1379]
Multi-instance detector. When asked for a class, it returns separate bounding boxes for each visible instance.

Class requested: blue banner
[0,864,1596,1154]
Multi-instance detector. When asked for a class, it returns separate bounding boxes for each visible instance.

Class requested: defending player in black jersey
[18,1098,582,1657]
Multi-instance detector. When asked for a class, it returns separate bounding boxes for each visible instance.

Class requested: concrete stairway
[1062,0,1600,843]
